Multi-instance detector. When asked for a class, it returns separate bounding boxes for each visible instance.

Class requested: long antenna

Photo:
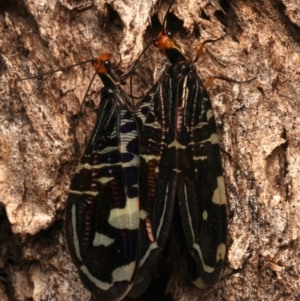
[162,0,176,30]
[130,39,153,72]
[17,59,93,81]
[128,0,177,97]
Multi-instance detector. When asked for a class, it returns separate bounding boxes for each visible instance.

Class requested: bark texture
[0,0,299,300]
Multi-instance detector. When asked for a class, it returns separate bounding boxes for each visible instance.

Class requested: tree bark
[0,0,299,300]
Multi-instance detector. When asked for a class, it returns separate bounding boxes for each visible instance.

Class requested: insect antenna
[16,59,93,81]
[162,0,176,32]
[127,0,177,100]
[134,0,177,69]
[16,57,100,156]
[110,52,122,71]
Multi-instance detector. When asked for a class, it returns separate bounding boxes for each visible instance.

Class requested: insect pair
[65,1,227,301]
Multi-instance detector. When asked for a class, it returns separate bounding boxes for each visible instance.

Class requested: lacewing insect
[16,53,143,300]
[18,3,228,300]
[64,54,142,301]
[134,1,227,290]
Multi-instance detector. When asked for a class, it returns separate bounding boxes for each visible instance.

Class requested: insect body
[135,29,227,289]
[65,54,141,301]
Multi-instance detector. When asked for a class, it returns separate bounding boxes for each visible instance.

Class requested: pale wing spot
[140,210,147,220]
[202,210,208,220]
[196,133,218,145]
[216,243,226,261]
[71,205,82,261]
[212,188,220,204]
[108,197,139,230]
[80,262,136,290]
[217,176,227,205]
[123,156,139,168]
[212,177,227,205]
[147,120,161,130]
[95,146,119,154]
[140,154,160,163]
[98,177,115,184]
[93,233,115,247]
[193,277,209,290]
[210,133,219,144]
[193,155,207,161]
[76,161,121,172]
[206,109,214,121]
[112,261,136,282]
[69,190,99,196]
[194,122,208,130]
[173,168,182,173]
[139,101,152,110]
[168,140,186,149]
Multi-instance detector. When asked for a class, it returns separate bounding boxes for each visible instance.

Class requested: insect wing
[171,67,227,288]
[135,61,227,289]
[134,78,176,282]
[65,88,140,301]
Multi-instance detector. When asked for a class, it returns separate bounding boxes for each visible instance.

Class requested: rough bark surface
[0,0,299,300]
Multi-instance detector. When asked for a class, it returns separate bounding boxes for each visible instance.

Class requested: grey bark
[0,0,299,300]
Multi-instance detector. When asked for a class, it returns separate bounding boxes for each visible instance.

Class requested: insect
[134,2,227,290]
[65,2,230,299]
[64,54,142,301]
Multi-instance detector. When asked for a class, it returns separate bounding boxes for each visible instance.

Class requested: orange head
[153,30,187,65]
[153,30,176,51]
[92,54,112,75]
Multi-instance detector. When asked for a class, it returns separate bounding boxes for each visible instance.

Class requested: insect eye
[167,31,173,38]
[104,60,111,68]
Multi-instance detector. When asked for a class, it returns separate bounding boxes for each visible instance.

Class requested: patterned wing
[65,87,140,301]
[134,77,176,283]
[172,67,227,288]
